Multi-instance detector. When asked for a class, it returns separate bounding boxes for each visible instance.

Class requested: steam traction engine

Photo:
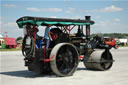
[16,16,114,77]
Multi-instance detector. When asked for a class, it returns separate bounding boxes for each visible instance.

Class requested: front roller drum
[50,43,79,77]
[83,49,113,71]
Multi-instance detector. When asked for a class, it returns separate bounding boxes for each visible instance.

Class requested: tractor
[16,16,114,77]
[104,37,119,49]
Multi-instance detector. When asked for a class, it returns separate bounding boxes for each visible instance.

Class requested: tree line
[91,33,128,39]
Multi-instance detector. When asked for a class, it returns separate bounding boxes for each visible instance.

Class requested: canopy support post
[64,25,75,38]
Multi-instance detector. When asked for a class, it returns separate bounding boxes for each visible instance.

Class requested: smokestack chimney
[85,16,91,40]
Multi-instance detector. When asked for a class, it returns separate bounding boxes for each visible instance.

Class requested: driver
[44,25,53,49]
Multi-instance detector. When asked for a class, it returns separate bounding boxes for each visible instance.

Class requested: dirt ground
[0,47,128,85]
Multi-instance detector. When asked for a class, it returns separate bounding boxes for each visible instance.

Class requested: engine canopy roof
[16,16,95,28]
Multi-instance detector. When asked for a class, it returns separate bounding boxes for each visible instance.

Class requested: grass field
[119,45,128,47]
[0,48,21,51]
[0,45,128,51]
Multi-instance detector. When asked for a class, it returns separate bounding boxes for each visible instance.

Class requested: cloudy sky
[0,0,128,38]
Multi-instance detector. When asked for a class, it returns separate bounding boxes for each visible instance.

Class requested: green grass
[0,48,22,51]
[119,45,128,47]
[0,45,128,51]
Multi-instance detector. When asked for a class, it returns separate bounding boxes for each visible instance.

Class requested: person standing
[44,25,52,49]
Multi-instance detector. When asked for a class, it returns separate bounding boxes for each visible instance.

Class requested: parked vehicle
[119,38,128,45]
[2,37,17,48]
[104,37,118,49]
[16,16,114,77]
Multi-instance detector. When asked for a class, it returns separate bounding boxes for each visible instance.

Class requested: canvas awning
[16,16,95,28]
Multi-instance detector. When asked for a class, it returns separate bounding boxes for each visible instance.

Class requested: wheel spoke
[59,63,65,71]
[63,58,72,68]
[104,62,111,69]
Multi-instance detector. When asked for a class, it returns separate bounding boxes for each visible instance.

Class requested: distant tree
[91,33,128,39]
[16,37,23,42]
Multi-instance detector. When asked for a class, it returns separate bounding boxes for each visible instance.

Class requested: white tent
[0,34,3,38]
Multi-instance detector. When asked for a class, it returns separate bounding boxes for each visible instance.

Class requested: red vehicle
[3,37,17,48]
[104,37,118,49]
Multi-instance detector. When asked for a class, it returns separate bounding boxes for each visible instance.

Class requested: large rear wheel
[50,43,79,77]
